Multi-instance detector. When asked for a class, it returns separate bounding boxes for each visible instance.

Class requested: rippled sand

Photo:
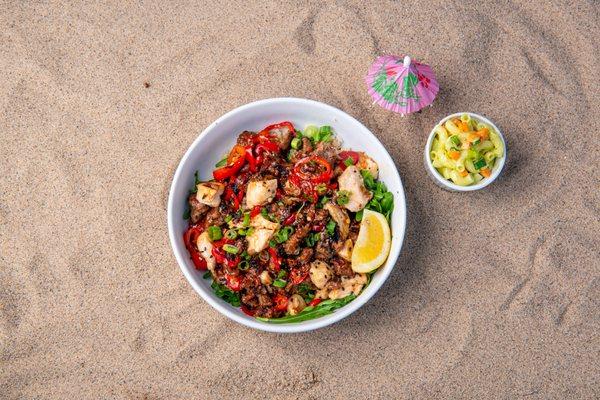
[1,1,598,399]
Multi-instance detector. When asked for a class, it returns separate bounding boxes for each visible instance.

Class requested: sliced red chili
[213,156,245,181]
[258,121,295,140]
[255,141,280,154]
[183,226,207,270]
[226,274,242,291]
[240,305,255,316]
[289,268,308,284]
[283,213,296,226]
[190,251,207,270]
[273,293,288,311]
[211,246,227,264]
[250,205,262,218]
[292,156,332,184]
[268,247,281,272]
[308,298,322,307]
[244,146,258,173]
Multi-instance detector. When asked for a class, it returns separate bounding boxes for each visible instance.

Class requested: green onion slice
[223,244,239,254]
[273,279,287,288]
[207,226,222,241]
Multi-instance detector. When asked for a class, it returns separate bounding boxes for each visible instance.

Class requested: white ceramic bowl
[424,112,506,191]
[167,98,407,333]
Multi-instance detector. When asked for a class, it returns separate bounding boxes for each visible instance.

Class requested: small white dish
[167,97,407,333]
[424,112,507,192]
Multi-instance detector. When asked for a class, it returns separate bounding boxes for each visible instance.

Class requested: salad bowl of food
[425,112,506,191]
[167,98,406,333]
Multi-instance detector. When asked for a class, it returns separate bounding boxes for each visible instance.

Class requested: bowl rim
[167,97,407,333]
[424,112,507,191]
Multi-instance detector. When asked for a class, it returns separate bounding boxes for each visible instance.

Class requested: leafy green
[211,281,241,307]
[215,157,228,168]
[257,294,356,323]
[183,208,190,220]
[360,169,376,190]
[189,171,201,194]
[360,169,394,222]
[202,271,212,279]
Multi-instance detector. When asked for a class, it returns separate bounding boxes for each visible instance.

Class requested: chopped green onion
[260,207,269,219]
[243,212,250,227]
[215,157,227,168]
[269,240,277,248]
[202,271,212,279]
[183,208,190,220]
[207,226,222,241]
[241,251,249,260]
[223,244,239,254]
[450,135,461,146]
[272,279,287,288]
[318,196,330,208]
[317,126,333,142]
[315,183,327,195]
[344,157,355,167]
[291,137,302,150]
[304,125,319,140]
[326,220,336,236]
[473,158,487,170]
[336,190,350,206]
[225,229,238,240]
[304,232,320,247]
[238,260,250,271]
[472,138,481,146]
[355,209,364,222]
[273,226,294,243]
[224,215,233,223]
[277,270,287,279]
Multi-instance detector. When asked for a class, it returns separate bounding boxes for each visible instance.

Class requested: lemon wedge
[351,209,391,273]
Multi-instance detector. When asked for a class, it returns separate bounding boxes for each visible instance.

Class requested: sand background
[1,1,599,399]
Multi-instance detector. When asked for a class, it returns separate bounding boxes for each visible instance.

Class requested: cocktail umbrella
[365,55,439,115]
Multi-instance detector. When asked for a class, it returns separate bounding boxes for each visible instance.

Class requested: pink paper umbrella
[365,55,439,115]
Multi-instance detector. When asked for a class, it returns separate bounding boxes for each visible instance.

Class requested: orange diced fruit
[458,169,469,177]
[448,150,461,160]
[477,128,490,140]
[480,168,491,178]
[459,122,469,132]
